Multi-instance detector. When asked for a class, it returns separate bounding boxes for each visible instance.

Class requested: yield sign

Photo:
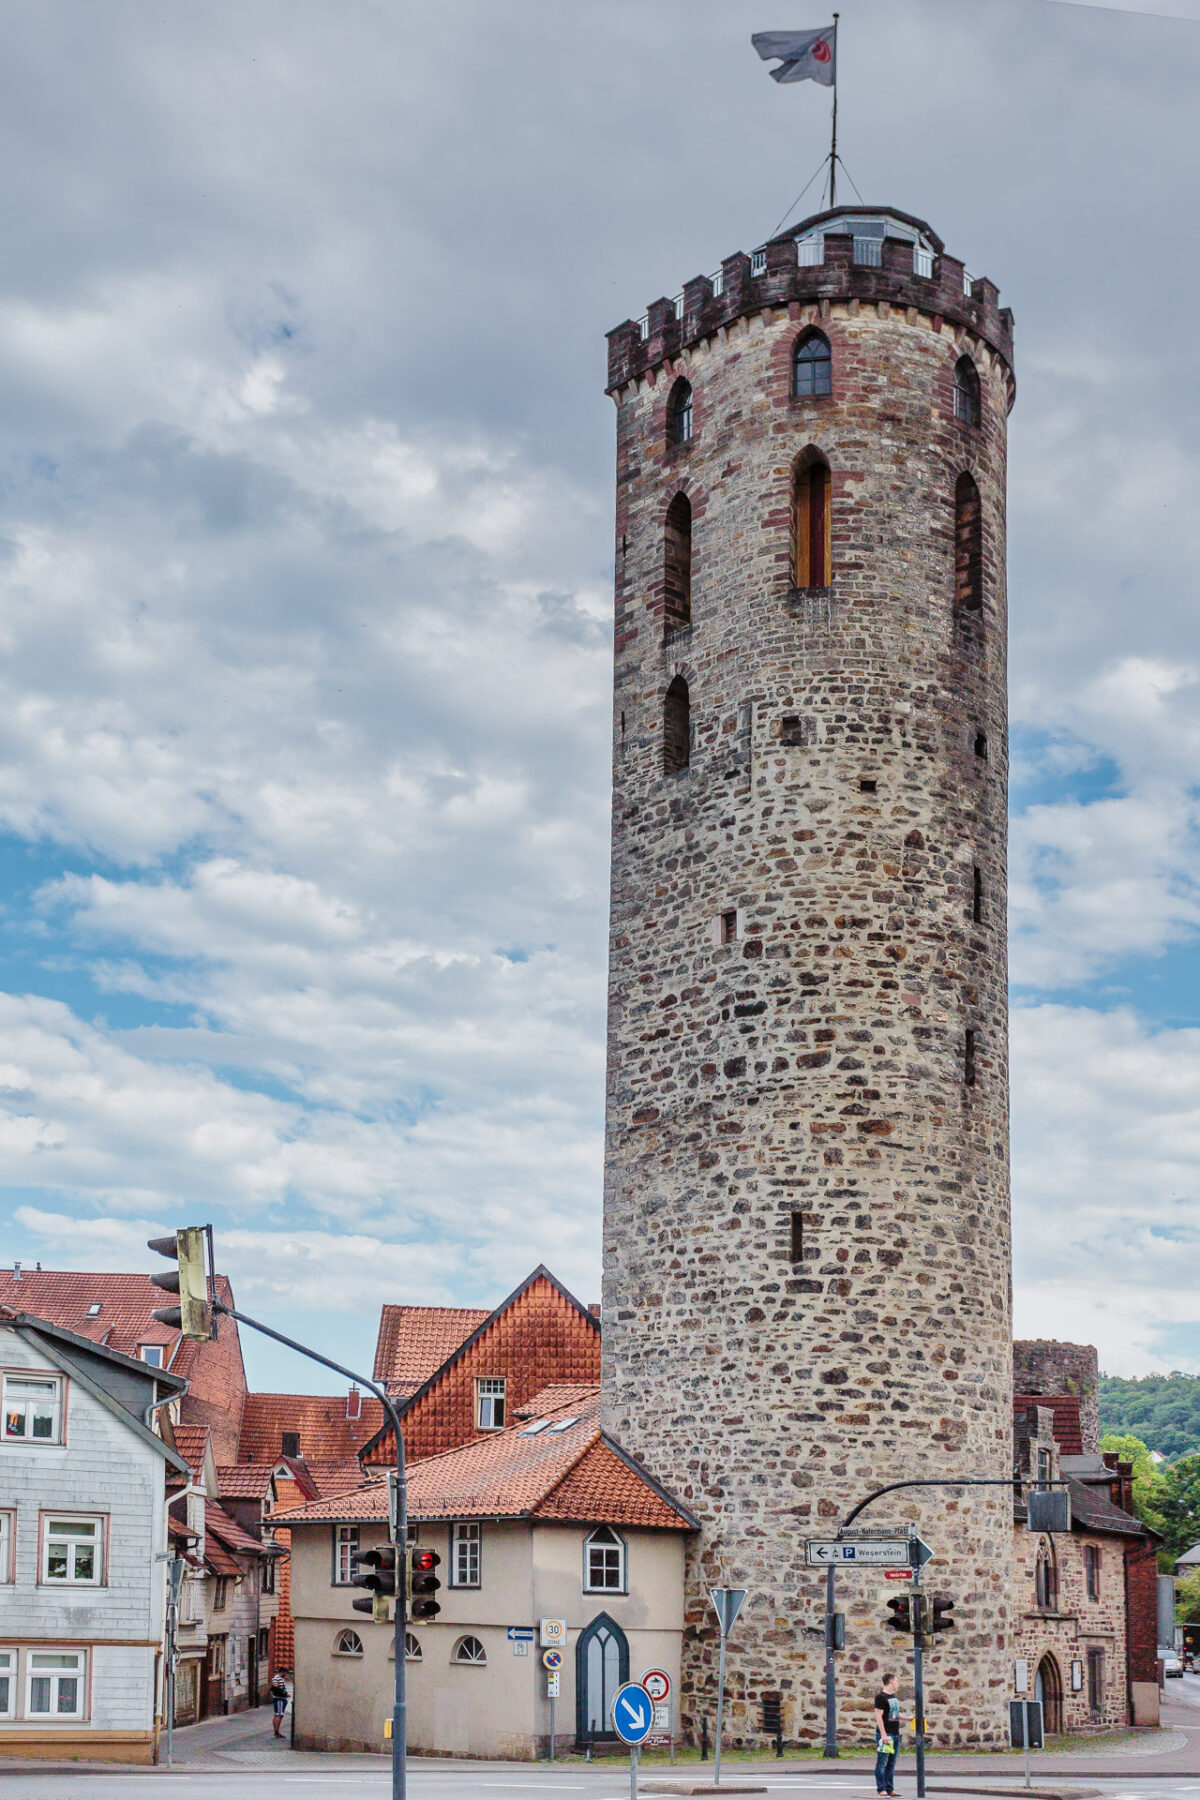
[709,1587,747,1636]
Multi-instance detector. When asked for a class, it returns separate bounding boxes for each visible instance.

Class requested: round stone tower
[600,206,1015,1747]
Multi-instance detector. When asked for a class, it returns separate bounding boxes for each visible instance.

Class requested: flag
[751,27,837,86]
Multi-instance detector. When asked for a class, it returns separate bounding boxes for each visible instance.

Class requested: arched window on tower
[663,492,692,629]
[668,379,693,446]
[793,331,832,398]
[954,472,982,613]
[954,355,981,427]
[792,456,831,589]
[663,676,690,775]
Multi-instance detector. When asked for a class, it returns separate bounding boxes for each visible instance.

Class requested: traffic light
[147,1228,211,1340]
[910,1594,928,1641]
[351,1547,399,1623]
[885,1596,912,1633]
[409,1548,442,1622]
[930,1596,955,1634]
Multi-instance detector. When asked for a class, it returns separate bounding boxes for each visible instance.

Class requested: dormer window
[139,1345,164,1368]
[86,1304,102,1318]
[475,1378,506,1431]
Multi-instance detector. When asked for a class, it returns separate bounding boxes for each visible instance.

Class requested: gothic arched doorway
[575,1612,629,1743]
[1035,1655,1063,1736]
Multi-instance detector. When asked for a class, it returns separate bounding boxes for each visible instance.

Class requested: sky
[0,0,1198,1390]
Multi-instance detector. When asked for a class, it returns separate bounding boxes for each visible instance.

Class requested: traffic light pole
[911,1558,926,1799]
[210,1300,408,1800]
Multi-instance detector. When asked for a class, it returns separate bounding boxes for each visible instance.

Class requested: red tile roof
[373,1305,489,1395]
[1014,1393,1084,1457]
[216,1464,277,1501]
[206,1499,265,1558]
[237,1392,384,1464]
[365,1267,602,1466]
[0,1267,247,1461]
[515,1382,601,1420]
[275,1390,695,1533]
[171,1423,213,1476]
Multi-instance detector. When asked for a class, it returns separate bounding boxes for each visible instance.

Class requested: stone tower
[600,207,1016,1747]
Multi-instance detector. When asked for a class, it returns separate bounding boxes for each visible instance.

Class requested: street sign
[539,1618,567,1646]
[653,1703,671,1730]
[641,1668,672,1702]
[806,1540,910,1566]
[612,1682,654,1746]
[542,1648,563,1671]
[547,1670,560,1698]
[709,1587,747,1634]
[884,1570,910,1581]
[507,1626,535,1641]
[910,1535,934,1569]
[512,1640,528,1656]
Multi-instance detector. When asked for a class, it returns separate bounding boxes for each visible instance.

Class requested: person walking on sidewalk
[270,1668,291,1739]
[874,1672,901,1794]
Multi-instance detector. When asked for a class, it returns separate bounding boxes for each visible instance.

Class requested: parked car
[1162,1651,1183,1678]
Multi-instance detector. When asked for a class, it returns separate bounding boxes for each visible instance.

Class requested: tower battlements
[607,205,1014,394]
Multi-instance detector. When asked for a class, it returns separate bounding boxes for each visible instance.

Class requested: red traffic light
[885,1596,912,1632]
[412,1549,440,1573]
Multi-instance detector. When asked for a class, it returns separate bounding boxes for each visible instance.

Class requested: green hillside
[1099,1373,1200,1461]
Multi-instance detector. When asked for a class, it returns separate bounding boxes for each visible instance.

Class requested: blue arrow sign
[611,1681,654,1745]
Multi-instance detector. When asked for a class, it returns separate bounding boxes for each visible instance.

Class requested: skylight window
[86,1304,102,1318]
[518,1421,550,1437]
[548,1417,580,1433]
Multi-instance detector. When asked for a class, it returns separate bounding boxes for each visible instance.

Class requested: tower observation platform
[600,205,1015,1747]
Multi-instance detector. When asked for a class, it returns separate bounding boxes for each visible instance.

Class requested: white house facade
[0,1308,187,1763]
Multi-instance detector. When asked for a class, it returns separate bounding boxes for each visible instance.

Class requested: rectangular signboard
[806,1540,911,1566]
[507,1627,535,1641]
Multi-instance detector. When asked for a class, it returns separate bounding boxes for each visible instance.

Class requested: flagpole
[829,14,839,209]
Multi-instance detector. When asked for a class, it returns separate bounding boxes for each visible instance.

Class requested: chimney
[346,1385,361,1421]
[12,1261,20,1282]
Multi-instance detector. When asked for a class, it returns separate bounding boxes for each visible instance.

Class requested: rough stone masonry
[600,206,1016,1747]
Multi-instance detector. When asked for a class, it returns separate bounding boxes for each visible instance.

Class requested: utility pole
[911,1553,927,1799]
[823,1563,838,1756]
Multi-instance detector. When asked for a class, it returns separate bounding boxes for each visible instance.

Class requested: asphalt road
[0,1770,1197,1800]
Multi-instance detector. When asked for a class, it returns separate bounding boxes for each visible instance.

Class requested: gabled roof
[515,1382,601,1420]
[206,1499,266,1559]
[237,1392,384,1464]
[1,1308,189,1477]
[363,1266,601,1465]
[373,1305,490,1395]
[1014,1393,1083,1457]
[216,1464,278,1502]
[0,1267,247,1462]
[1063,1476,1154,1541]
[277,1387,696,1533]
[171,1423,214,1478]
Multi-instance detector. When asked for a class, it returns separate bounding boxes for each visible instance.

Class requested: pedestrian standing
[270,1668,290,1739]
[873,1672,901,1795]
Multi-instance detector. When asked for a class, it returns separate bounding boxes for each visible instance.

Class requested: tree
[1100,1432,1169,1539]
[1099,1373,1200,1460]
[1154,1454,1200,1564]
[1178,1567,1200,1626]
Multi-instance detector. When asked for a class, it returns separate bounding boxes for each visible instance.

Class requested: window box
[3,1372,64,1444]
[41,1515,104,1586]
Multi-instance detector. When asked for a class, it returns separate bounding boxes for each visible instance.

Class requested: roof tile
[373,1305,489,1394]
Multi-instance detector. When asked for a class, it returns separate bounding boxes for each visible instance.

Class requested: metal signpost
[1009,1696,1043,1789]
[709,1588,747,1787]
[642,1669,674,1763]
[612,1680,654,1800]
[808,1532,909,1758]
[909,1535,933,1799]
[543,1648,563,1759]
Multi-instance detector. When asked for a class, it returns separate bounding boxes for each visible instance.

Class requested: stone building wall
[1013,1341,1100,1454]
[1013,1526,1130,1733]
[601,210,1016,1748]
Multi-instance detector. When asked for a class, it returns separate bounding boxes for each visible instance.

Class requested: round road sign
[542,1648,563,1670]
[641,1668,672,1703]
[611,1682,654,1746]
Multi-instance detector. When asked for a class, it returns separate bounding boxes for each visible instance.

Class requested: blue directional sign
[611,1681,654,1745]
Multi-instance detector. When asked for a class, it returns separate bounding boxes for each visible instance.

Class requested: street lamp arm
[841,1474,1021,1532]
[209,1298,408,1800]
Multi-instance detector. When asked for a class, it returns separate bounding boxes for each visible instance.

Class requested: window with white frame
[0,1650,12,1718]
[42,1516,103,1585]
[4,1372,63,1442]
[334,1629,364,1657]
[182,1576,205,1623]
[333,1524,359,1585]
[451,1521,481,1587]
[584,1525,627,1593]
[453,1634,487,1665]
[27,1650,85,1718]
[405,1632,422,1661]
[475,1378,506,1430]
[0,1511,12,1584]
[139,1344,165,1367]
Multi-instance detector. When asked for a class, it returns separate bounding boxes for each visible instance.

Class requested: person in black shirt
[873,1673,900,1794]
